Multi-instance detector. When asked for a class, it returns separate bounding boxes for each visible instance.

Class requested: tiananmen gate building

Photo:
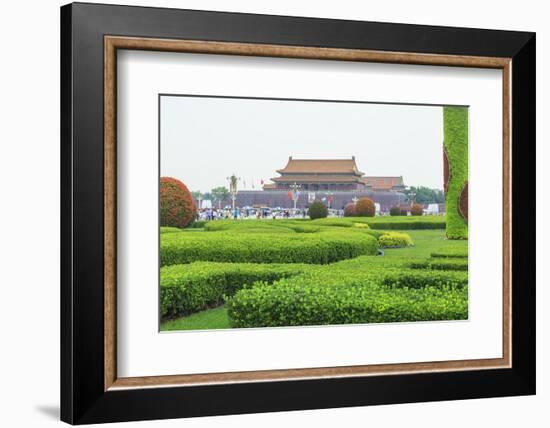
[200,156,417,212]
[263,156,405,193]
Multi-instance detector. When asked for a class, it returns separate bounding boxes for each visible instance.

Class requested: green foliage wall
[444,107,469,239]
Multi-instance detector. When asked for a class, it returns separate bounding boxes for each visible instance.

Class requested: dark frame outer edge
[510,35,536,389]
[60,4,74,425]
[60,2,536,424]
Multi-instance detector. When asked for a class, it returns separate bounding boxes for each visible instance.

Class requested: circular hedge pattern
[355,197,375,217]
[160,177,196,228]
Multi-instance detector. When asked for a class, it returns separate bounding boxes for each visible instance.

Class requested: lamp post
[196,192,203,210]
[326,191,334,209]
[408,190,416,217]
[227,174,240,217]
[409,191,416,205]
[289,182,301,211]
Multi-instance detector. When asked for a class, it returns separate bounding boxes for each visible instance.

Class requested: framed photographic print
[60,2,535,424]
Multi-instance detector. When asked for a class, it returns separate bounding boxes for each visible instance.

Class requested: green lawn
[160,227,467,331]
[383,230,467,258]
[161,306,230,331]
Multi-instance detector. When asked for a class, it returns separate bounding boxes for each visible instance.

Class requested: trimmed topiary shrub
[355,197,375,217]
[378,232,414,248]
[389,206,402,216]
[226,278,468,328]
[160,229,379,266]
[410,203,424,216]
[310,218,353,227]
[364,229,385,239]
[286,225,321,233]
[382,270,468,289]
[309,216,445,229]
[444,106,468,239]
[343,203,357,217]
[366,219,445,230]
[160,262,306,319]
[430,250,468,259]
[410,259,468,271]
[308,201,328,219]
[160,177,196,228]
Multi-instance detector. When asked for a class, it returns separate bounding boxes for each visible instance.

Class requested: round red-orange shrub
[355,197,375,217]
[160,177,196,228]
[343,203,357,217]
[410,203,424,216]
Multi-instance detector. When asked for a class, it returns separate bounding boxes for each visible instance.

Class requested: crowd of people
[195,207,343,221]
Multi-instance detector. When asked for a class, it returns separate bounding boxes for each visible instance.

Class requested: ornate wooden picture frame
[61,2,535,424]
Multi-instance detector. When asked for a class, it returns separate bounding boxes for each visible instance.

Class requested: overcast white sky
[160,95,445,193]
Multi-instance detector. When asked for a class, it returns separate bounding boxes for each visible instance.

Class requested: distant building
[362,176,405,192]
[208,156,408,212]
[264,156,405,192]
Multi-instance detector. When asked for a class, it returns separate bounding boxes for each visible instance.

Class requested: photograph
[159,95,469,331]
[52,2,537,424]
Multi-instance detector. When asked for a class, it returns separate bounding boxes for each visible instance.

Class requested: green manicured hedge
[160,262,306,319]
[351,216,445,230]
[226,277,468,328]
[201,217,444,231]
[382,270,468,289]
[160,230,379,266]
[312,216,445,230]
[204,220,286,232]
[444,106,469,239]
[431,250,468,259]
[311,218,355,227]
[203,219,318,234]
[159,218,469,330]
[284,224,321,233]
[367,220,445,230]
[364,230,386,239]
[410,258,468,271]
